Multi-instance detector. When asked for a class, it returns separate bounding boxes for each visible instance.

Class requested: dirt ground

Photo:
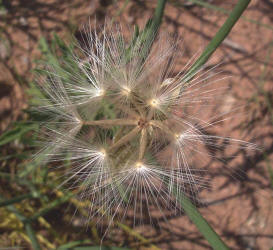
[0,0,272,249]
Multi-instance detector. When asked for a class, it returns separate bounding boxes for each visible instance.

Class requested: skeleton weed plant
[31,0,253,249]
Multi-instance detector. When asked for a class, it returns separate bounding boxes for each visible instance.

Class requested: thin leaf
[183,0,251,83]
[0,123,38,146]
[0,193,34,207]
[175,191,230,250]
[25,222,42,250]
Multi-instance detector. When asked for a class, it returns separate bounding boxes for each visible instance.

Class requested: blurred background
[0,0,272,249]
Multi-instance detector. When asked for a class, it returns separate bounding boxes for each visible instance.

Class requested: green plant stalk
[124,0,166,64]
[0,196,27,222]
[30,192,74,221]
[25,222,42,250]
[0,195,41,250]
[56,240,92,250]
[152,0,167,31]
[175,192,229,250]
[0,193,33,207]
[140,0,167,59]
[182,0,251,83]
[183,0,273,31]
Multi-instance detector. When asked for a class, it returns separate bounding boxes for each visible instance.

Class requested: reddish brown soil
[0,0,272,249]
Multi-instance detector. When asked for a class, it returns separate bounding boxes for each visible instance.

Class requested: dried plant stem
[109,126,141,151]
[138,128,147,161]
[149,120,174,138]
[83,119,137,126]
[147,108,156,121]
[116,222,160,250]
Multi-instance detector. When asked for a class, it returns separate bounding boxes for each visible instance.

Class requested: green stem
[30,193,74,221]
[182,0,273,31]
[0,193,34,207]
[183,0,251,83]
[0,195,41,250]
[152,0,167,32]
[25,222,42,250]
[147,0,167,43]
[175,192,230,250]
[0,197,27,222]
[139,0,167,60]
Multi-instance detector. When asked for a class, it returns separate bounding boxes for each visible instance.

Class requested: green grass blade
[183,0,251,83]
[184,0,273,31]
[133,0,166,62]
[176,192,230,250]
[25,222,42,250]
[0,193,33,207]
[0,123,37,146]
[56,240,92,249]
[0,195,41,249]
[0,195,27,222]
[153,0,167,31]
[30,192,74,221]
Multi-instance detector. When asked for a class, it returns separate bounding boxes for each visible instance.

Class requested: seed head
[34,23,256,227]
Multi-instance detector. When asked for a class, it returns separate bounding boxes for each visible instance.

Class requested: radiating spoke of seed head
[109,126,141,152]
[149,119,175,139]
[83,119,138,126]
[138,128,147,161]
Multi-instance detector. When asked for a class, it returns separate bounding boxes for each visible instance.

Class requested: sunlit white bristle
[121,86,131,96]
[135,162,147,172]
[149,98,160,108]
